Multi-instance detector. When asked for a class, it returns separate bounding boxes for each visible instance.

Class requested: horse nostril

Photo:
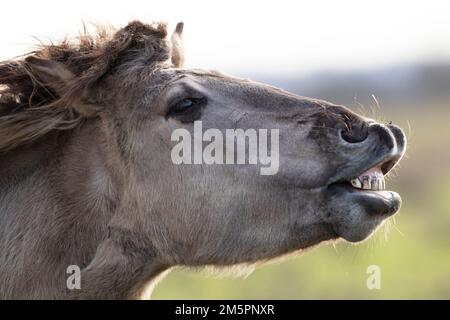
[340,126,369,144]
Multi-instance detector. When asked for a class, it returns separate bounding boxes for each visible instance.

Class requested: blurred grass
[153,105,450,299]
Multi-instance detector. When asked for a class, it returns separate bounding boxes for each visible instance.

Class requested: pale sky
[1,0,449,76]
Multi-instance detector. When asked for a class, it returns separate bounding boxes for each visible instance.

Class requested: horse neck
[0,121,167,299]
[0,121,120,297]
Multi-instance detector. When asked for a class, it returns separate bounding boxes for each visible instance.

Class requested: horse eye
[170,98,196,114]
[169,97,206,119]
[179,98,194,109]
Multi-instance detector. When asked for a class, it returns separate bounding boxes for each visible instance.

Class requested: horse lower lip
[328,182,402,216]
[357,190,402,216]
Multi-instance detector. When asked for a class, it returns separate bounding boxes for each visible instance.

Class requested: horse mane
[0,21,170,153]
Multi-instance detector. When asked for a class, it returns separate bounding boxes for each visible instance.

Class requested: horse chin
[324,182,402,243]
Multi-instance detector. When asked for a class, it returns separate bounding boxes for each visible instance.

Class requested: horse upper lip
[356,156,398,179]
[330,153,401,188]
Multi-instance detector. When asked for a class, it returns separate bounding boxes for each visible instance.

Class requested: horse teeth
[371,176,379,191]
[362,176,370,189]
[350,178,362,189]
[349,170,385,191]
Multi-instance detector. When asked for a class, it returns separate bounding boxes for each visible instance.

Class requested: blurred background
[1,0,449,299]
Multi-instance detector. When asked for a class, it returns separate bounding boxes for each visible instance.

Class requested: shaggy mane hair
[0,21,170,153]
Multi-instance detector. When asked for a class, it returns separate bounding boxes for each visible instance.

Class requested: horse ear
[25,56,97,117]
[171,22,184,68]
